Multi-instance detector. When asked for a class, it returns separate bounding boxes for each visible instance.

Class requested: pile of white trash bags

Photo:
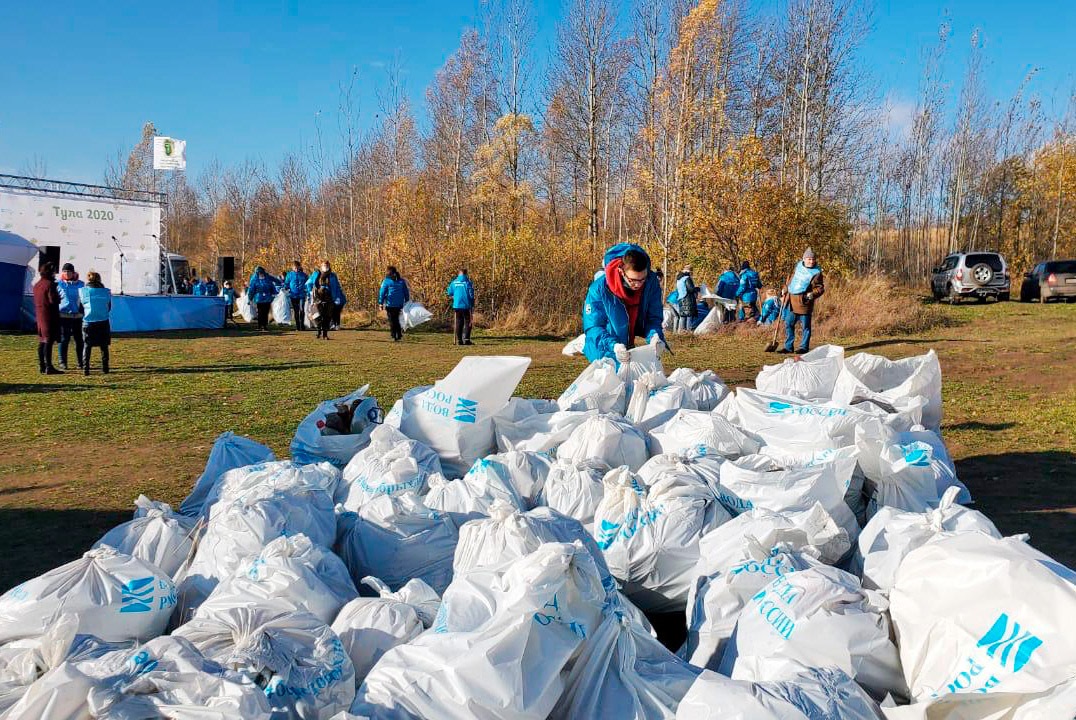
[1,345,1073,720]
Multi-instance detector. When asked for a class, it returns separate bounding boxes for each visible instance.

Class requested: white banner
[153,136,186,170]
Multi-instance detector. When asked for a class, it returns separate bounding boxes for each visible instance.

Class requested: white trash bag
[888,533,1076,714]
[693,306,722,335]
[755,344,845,401]
[559,414,649,472]
[92,495,198,579]
[538,458,609,530]
[595,466,731,613]
[335,492,459,595]
[339,424,443,509]
[424,450,552,516]
[719,564,907,701]
[179,431,276,517]
[0,547,175,645]
[667,367,728,411]
[557,358,628,415]
[399,356,531,477]
[290,386,382,468]
[198,459,341,522]
[271,288,293,325]
[562,333,585,356]
[627,371,698,433]
[649,409,760,459]
[854,485,1003,592]
[331,576,440,686]
[235,292,254,323]
[400,300,434,331]
[832,349,943,431]
[196,533,357,625]
[352,542,606,720]
[174,602,355,719]
[493,398,596,453]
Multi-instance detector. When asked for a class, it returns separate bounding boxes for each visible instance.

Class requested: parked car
[930,251,1010,303]
[1019,259,1076,302]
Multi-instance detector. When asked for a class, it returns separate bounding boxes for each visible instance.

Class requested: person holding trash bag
[305,260,346,330]
[246,266,280,331]
[378,265,410,342]
[56,262,85,371]
[284,260,309,331]
[676,266,700,332]
[737,260,761,321]
[779,247,825,354]
[313,273,334,340]
[446,268,475,345]
[33,262,62,375]
[79,271,112,374]
[582,243,667,365]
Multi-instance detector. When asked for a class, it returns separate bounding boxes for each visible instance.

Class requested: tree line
[97,0,1075,329]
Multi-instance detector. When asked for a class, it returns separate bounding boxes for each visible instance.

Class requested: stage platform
[21,294,225,333]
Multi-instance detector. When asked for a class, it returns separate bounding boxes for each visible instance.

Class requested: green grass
[1,298,1074,590]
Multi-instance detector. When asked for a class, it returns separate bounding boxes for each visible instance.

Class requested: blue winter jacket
[737,268,761,304]
[582,243,666,363]
[79,286,112,324]
[57,277,84,316]
[246,268,280,304]
[759,297,780,324]
[446,274,475,310]
[192,281,205,296]
[203,280,219,296]
[378,276,410,309]
[716,270,740,299]
[284,270,309,299]
[304,270,346,306]
[222,287,236,306]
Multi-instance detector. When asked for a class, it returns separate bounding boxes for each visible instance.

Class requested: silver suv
[930,252,1010,303]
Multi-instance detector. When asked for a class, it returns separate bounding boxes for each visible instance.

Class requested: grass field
[1,299,1074,591]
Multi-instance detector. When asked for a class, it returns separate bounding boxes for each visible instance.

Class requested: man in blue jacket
[246,266,280,331]
[446,268,475,345]
[284,260,309,331]
[305,260,347,329]
[191,274,205,296]
[583,243,666,364]
[715,264,739,322]
[56,263,85,370]
[378,265,410,341]
[736,260,761,320]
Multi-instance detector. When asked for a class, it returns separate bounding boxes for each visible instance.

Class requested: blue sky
[1,0,1072,185]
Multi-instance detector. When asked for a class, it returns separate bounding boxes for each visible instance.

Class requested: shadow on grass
[0,383,121,394]
[121,360,325,375]
[945,421,1017,432]
[0,508,129,592]
[0,482,66,498]
[958,450,1076,568]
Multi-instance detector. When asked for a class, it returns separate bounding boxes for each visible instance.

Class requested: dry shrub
[490,298,580,337]
[812,275,950,337]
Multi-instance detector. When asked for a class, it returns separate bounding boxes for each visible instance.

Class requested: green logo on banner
[163,139,174,156]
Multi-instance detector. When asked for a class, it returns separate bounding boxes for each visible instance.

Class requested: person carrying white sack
[582,243,668,367]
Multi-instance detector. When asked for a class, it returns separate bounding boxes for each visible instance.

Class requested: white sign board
[0,189,161,294]
[153,136,186,170]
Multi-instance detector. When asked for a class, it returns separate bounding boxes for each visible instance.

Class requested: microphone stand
[111,235,125,296]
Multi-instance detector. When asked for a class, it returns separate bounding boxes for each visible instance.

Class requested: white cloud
[882,94,916,142]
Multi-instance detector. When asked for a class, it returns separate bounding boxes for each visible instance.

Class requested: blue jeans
[783,308,812,352]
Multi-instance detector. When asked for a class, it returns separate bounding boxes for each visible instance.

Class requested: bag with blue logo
[399,356,532,477]
[173,601,355,719]
[352,542,606,720]
[558,415,649,472]
[335,491,460,595]
[179,431,276,517]
[195,533,357,626]
[339,425,443,510]
[557,358,628,415]
[888,533,1076,716]
[290,386,382,468]
[853,485,1003,592]
[759,442,870,528]
[424,450,553,516]
[0,547,175,646]
[718,564,907,702]
[594,466,731,613]
[667,367,728,411]
[538,458,610,531]
[676,667,887,720]
[93,495,198,579]
[755,344,845,401]
[331,576,440,686]
[627,371,698,433]
[648,409,761,459]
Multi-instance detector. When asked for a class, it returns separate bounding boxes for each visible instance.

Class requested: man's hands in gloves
[613,343,630,364]
[649,334,667,355]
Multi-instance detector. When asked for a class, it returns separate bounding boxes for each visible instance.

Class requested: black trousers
[59,316,84,367]
[290,297,305,330]
[37,342,55,371]
[316,304,333,337]
[386,307,403,340]
[332,304,342,328]
[453,309,472,344]
[256,302,271,330]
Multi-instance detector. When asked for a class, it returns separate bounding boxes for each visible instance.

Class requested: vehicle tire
[999,292,1010,302]
[947,284,960,305]
[932,290,944,301]
[1019,289,1032,302]
[970,263,994,285]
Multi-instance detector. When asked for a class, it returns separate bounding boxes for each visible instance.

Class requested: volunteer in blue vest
[736,260,761,320]
[446,268,476,345]
[56,262,85,371]
[79,271,112,375]
[582,243,667,364]
[191,274,205,296]
[203,276,219,297]
[284,260,309,331]
[716,265,740,322]
[246,266,280,332]
[675,266,700,332]
[305,260,346,330]
[378,265,410,342]
[780,247,825,354]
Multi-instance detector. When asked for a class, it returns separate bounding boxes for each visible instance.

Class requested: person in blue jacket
[736,260,761,321]
[758,289,780,325]
[203,276,219,297]
[56,262,85,371]
[715,265,740,322]
[283,260,309,331]
[246,266,280,331]
[446,268,475,345]
[304,259,347,330]
[582,243,667,365]
[222,280,237,326]
[378,265,410,342]
[191,274,205,296]
[79,271,112,375]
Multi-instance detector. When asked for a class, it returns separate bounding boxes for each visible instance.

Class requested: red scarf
[61,270,79,283]
[605,258,642,347]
